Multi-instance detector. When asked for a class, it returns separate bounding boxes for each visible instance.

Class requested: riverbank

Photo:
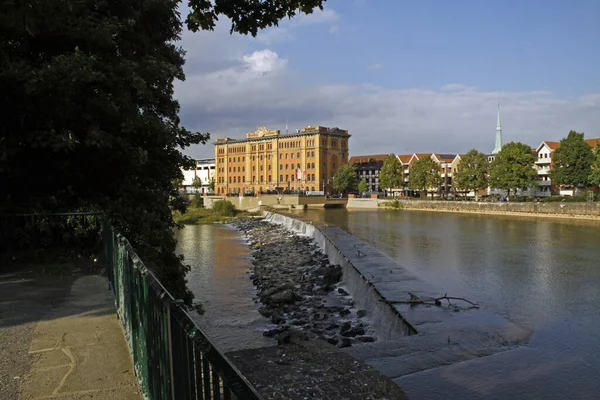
[231,217,377,348]
[347,198,600,221]
[173,204,259,225]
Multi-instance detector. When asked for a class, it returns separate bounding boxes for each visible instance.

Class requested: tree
[454,150,489,201]
[192,176,203,192]
[358,179,368,195]
[488,142,537,196]
[186,0,326,36]
[550,131,594,196]
[589,144,600,191]
[379,154,404,196]
[0,0,326,306]
[408,157,442,199]
[208,177,216,193]
[332,165,358,195]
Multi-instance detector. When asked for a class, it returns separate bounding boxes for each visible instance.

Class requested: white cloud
[175,24,600,160]
[241,49,287,74]
[366,63,384,70]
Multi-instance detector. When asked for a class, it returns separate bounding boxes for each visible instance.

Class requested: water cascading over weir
[263,211,530,381]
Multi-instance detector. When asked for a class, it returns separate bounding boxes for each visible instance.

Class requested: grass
[173,205,261,225]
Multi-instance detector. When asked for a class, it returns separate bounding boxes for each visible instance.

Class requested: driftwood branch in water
[384,292,480,309]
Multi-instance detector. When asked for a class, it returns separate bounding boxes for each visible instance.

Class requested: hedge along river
[302,208,600,400]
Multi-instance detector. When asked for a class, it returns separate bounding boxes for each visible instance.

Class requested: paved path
[0,268,139,400]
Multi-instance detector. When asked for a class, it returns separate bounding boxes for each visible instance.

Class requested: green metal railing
[102,221,263,400]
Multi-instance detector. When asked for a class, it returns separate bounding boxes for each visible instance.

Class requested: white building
[531,141,559,197]
[181,158,216,194]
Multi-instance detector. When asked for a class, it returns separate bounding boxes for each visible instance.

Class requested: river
[175,224,273,353]
[303,208,600,400]
[176,210,600,399]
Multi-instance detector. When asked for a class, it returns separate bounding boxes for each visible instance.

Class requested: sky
[175,0,600,159]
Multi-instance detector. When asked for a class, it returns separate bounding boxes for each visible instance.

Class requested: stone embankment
[232,218,375,348]
[347,198,600,220]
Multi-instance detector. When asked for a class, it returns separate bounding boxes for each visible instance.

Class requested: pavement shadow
[0,264,118,400]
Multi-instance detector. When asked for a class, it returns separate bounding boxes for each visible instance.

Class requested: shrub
[541,194,595,203]
[385,199,404,210]
[193,193,204,208]
[212,200,236,217]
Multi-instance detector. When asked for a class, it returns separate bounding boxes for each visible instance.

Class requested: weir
[264,211,530,381]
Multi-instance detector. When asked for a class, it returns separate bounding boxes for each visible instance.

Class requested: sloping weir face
[263,211,417,341]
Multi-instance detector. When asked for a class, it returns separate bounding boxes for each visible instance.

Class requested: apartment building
[532,138,600,197]
[181,158,216,194]
[214,126,350,195]
[349,154,387,192]
[432,154,457,197]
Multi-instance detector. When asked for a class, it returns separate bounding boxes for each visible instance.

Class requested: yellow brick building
[214,126,350,195]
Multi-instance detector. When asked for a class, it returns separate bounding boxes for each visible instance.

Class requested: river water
[175,224,273,353]
[303,208,600,400]
[176,211,600,399]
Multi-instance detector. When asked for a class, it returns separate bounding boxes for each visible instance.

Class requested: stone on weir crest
[231,217,377,349]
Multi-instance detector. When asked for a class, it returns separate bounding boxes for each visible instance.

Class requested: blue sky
[176,0,600,158]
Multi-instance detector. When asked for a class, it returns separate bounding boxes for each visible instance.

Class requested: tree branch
[383,292,480,309]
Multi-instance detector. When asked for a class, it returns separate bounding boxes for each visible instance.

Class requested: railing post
[169,300,186,400]
[166,299,176,400]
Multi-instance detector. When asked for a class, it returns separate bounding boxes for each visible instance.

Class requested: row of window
[217,137,346,157]
[221,151,319,165]
[218,187,320,194]
[223,161,338,174]
[225,173,322,184]
[279,141,301,149]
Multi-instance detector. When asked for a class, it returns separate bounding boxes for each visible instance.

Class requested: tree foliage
[0,0,326,305]
[379,155,404,191]
[332,164,358,194]
[550,131,594,192]
[192,176,202,190]
[488,142,537,195]
[589,144,600,189]
[186,0,327,36]
[358,179,368,194]
[453,149,488,200]
[408,157,442,198]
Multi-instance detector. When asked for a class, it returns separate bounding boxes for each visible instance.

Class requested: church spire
[492,103,503,154]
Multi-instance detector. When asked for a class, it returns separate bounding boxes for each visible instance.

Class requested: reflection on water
[302,208,600,400]
[175,224,273,353]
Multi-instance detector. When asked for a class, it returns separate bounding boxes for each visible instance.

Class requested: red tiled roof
[415,153,432,159]
[433,154,456,163]
[545,141,561,150]
[397,154,413,164]
[585,138,600,148]
[349,154,389,164]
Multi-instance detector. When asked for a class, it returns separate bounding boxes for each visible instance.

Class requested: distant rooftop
[349,154,389,164]
[214,126,350,145]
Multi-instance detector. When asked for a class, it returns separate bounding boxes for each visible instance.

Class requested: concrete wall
[347,198,600,217]
[205,194,329,211]
[346,198,379,208]
[203,196,225,209]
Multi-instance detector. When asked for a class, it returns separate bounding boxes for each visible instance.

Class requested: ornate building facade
[214,126,350,195]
